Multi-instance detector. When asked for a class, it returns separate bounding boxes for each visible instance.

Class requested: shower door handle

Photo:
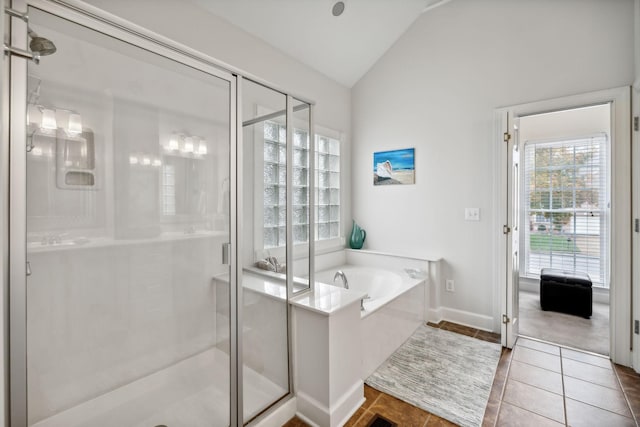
[222,243,230,265]
[26,261,32,276]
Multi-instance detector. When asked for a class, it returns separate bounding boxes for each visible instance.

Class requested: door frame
[494,87,632,365]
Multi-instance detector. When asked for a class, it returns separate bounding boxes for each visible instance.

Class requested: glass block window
[263,121,340,249]
[161,164,176,216]
[315,135,340,241]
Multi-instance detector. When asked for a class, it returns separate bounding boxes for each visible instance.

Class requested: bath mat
[365,324,501,427]
[366,414,397,427]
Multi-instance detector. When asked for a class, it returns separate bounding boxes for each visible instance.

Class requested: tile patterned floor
[283,321,640,427]
[495,337,638,426]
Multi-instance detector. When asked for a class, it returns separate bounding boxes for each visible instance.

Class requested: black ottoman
[540,268,592,318]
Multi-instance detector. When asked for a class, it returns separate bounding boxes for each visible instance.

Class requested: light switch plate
[465,208,480,221]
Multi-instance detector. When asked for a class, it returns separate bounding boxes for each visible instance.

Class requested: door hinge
[502,314,510,324]
[635,320,639,334]
[634,116,639,132]
[503,132,511,142]
[503,225,511,234]
[635,218,639,233]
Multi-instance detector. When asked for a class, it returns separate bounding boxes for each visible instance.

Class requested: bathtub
[315,264,427,379]
[314,265,423,318]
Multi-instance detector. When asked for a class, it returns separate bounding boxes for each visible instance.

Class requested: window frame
[253,111,343,260]
[520,133,610,288]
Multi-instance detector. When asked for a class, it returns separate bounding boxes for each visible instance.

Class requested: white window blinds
[522,134,609,287]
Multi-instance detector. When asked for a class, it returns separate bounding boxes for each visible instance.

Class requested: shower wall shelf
[26,230,227,253]
[55,128,98,190]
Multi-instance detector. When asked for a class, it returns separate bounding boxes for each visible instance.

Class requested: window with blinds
[522,134,609,288]
[263,121,340,249]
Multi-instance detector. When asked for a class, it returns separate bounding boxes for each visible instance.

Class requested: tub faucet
[334,270,349,289]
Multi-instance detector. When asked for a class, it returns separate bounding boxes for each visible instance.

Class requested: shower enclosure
[6,1,314,426]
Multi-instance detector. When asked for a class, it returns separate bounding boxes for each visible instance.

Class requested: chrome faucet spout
[333,270,349,289]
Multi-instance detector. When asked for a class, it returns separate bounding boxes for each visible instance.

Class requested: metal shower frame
[4,0,316,425]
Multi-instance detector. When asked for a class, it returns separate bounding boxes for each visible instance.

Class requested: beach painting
[373,148,415,185]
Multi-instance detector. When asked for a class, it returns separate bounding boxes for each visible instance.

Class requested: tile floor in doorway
[283,321,640,427]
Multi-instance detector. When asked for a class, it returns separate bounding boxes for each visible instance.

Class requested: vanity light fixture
[28,104,83,135]
[183,136,194,154]
[130,154,162,167]
[67,113,82,135]
[198,139,208,155]
[168,135,180,151]
[40,108,57,130]
[164,132,208,158]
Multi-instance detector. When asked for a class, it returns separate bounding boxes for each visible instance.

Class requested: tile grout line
[513,355,622,394]
[611,363,640,425]
[499,347,565,426]
[518,333,610,360]
[561,394,637,419]
[493,348,515,427]
[559,347,568,426]
[503,377,564,398]
[509,354,563,377]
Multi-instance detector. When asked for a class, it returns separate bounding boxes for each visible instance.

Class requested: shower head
[28,29,56,56]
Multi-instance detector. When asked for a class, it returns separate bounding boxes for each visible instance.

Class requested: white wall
[351,0,634,331]
[519,105,610,143]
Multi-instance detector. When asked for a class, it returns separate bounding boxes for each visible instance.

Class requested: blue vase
[349,220,366,249]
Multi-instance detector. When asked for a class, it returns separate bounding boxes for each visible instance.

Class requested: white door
[501,111,520,348]
[497,87,630,363]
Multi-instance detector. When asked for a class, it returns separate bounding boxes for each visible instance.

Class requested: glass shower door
[240,80,291,424]
[19,6,234,426]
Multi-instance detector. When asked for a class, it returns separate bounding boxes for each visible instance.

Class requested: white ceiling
[192,0,449,87]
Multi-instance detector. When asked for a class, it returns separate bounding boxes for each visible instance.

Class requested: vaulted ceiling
[192,0,452,87]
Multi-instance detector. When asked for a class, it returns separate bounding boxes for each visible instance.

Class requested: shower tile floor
[284,321,640,427]
[31,347,286,427]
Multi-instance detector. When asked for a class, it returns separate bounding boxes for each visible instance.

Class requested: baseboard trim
[428,307,442,324]
[252,396,297,427]
[296,390,328,427]
[428,306,495,332]
[441,307,495,332]
[296,381,363,427]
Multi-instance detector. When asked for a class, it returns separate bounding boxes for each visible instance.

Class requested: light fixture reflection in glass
[67,113,82,135]
[198,140,208,155]
[168,135,180,151]
[32,147,43,156]
[152,158,162,167]
[129,155,139,165]
[41,109,57,130]
[27,104,40,125]
[142,156,151,166]
[183,137,194,153]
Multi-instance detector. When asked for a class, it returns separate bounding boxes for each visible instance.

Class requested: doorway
[517,104,611,356]
[497,87,631,366]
